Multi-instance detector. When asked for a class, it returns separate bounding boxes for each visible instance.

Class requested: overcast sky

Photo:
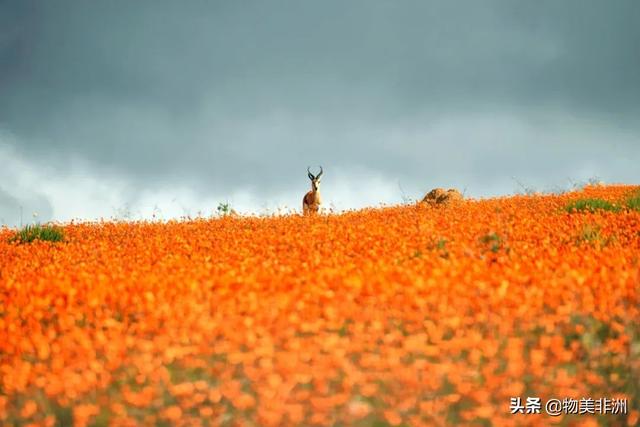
[1,1,639,226]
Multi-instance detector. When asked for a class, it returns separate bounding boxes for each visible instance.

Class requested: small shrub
[10,224,64,244]
[435,238,447,251]
[217,202,231,216]
[625,190,640,212]
[576,224,601,245]
[510,176,536,195]
[479,232,503,253]
[587,176,603,186]
[567,176,603,192]
[217,202,239,217]
[432,238,449,259]
[575,224,616,247]
[565,198,620,213]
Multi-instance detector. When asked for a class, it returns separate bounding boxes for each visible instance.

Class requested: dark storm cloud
[0,0,638,221]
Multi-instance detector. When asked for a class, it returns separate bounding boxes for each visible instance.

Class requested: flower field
[0,185,638,426]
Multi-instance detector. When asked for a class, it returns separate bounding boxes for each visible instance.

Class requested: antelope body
[303,166,323,214]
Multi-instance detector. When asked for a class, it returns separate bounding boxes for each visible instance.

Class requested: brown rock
[421,188,463,205]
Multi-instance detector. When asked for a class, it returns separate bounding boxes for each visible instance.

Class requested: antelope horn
[316,166,323,178]
[307,167,315,180]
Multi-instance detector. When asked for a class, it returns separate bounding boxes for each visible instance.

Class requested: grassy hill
[0,185,638,426]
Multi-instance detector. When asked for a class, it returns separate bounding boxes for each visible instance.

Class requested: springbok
[303,166,323,214]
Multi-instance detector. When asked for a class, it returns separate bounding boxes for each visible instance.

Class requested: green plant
[575,224,616,247]
[10,224,64,244]
[479,232,503,253]
[217,202,238,217]
[217,202,231,216]
[625,190,640,212]
[576,224,601,245]
[431,238,449,259]
[565,198,620,213]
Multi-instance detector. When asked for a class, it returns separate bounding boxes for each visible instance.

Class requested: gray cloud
[0,186,53,227]
[0,0,638,225]
[0,188,22,227]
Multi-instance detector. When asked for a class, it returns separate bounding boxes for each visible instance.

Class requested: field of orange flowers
[0,185,638,427]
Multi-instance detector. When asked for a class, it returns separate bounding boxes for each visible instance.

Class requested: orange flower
[20,400,37,419]
[347,400,371,419]
[0,184,638,425]
[383,409,403,426]
[162,405,182,421]
[233,393,256,410]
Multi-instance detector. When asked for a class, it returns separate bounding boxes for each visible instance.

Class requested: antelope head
[307,166,323,192]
